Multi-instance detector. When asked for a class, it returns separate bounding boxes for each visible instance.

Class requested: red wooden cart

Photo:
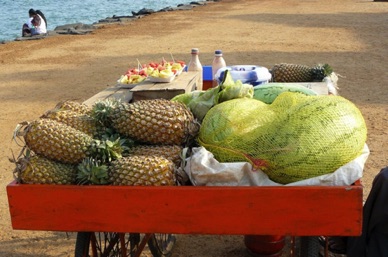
[6,68,363,256]
[6,180,363,256]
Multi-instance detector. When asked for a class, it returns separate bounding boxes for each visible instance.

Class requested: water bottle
[187,48,203,90]
[211,50,226,87]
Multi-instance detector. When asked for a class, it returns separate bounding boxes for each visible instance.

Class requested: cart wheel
[74,232,176,257]
[300,236,320,257]
[74,232,141,257]
[74,232,91,257]
[147,233,176,257]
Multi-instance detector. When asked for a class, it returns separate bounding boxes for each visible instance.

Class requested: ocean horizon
[0,0,196,42]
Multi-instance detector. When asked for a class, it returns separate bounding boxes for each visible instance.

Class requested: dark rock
[190,1,206,5]
[112,15,136,19]
[118,17,138,22]
[132,8,155,16]
[176,4,194,10]
[98,18,120,23]
[54,23,84,31]
[14,34,47,41]
[47,30,58,36]
[54,23,95,35]
[65,28,93,35]
[74,24,95,30]
[158,7,175,12]
[54,23,95,31]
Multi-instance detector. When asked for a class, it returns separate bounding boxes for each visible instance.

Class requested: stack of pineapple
[12,99,199,187]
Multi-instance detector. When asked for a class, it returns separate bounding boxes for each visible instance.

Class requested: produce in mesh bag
[172,87,221,122]
[198,92,367,184]
[172,70,253,121]
[253,83,318,104]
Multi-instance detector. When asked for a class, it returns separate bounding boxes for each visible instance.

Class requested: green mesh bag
[198,92,367,184]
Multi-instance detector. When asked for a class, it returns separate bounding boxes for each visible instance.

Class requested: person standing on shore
[22,9,47,37]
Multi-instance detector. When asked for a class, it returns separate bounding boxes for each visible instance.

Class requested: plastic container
[202,66,212,90]
[187,48,203,90]
[215,65,272,86]
[211,50,226,87]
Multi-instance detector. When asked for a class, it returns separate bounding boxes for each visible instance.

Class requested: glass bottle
[212,50,226,87]
[187,48,203,90]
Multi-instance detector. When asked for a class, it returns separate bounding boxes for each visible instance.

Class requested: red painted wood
[6,181,363,236]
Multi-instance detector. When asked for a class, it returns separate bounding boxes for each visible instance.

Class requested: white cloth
[35,14,47,34]
[26,15,47,35]
[26,17,33,27]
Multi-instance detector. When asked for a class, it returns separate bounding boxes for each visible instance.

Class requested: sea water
[0,0,194,42]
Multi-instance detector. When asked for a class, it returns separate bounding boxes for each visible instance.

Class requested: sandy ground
[1,0,387,256]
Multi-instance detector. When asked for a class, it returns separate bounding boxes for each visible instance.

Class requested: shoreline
[1,0,218,44]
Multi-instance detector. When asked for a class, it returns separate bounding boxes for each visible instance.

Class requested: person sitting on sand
[22,9,47,37]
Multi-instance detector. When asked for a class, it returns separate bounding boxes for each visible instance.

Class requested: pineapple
[12,153,77,185]
[128,145,183,166]
[270,63,333,82]
[15,119,93,164]
[40,109,101,137]
[54,100,91,115]
[92,99,199,146]
[271,63,313,82]
[108,155,175,186]
[14,119,124,164]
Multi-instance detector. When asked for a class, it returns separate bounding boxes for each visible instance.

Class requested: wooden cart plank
[130,71,198,101]
[83,87,133,106]
[7,181,362,236]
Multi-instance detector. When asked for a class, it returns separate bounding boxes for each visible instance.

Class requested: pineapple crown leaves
[9,148,39,183]
[76,157,109,185]
[174,147,191,186]
[12,121,30,148]
[313,63,333,77]
[91,98,121,126]
[9,146,29,182]
[99,128,135,154]
[310,63,333,82]
[88,135,132,164]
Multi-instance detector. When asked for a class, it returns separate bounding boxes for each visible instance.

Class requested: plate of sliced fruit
[117,59,186,86]
[148,59,186,83]
[116,67,148,88]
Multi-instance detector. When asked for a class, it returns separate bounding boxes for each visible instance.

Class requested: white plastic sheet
[184,144,369,186]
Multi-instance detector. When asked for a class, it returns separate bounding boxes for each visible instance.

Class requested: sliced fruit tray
[117,60,186,86]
